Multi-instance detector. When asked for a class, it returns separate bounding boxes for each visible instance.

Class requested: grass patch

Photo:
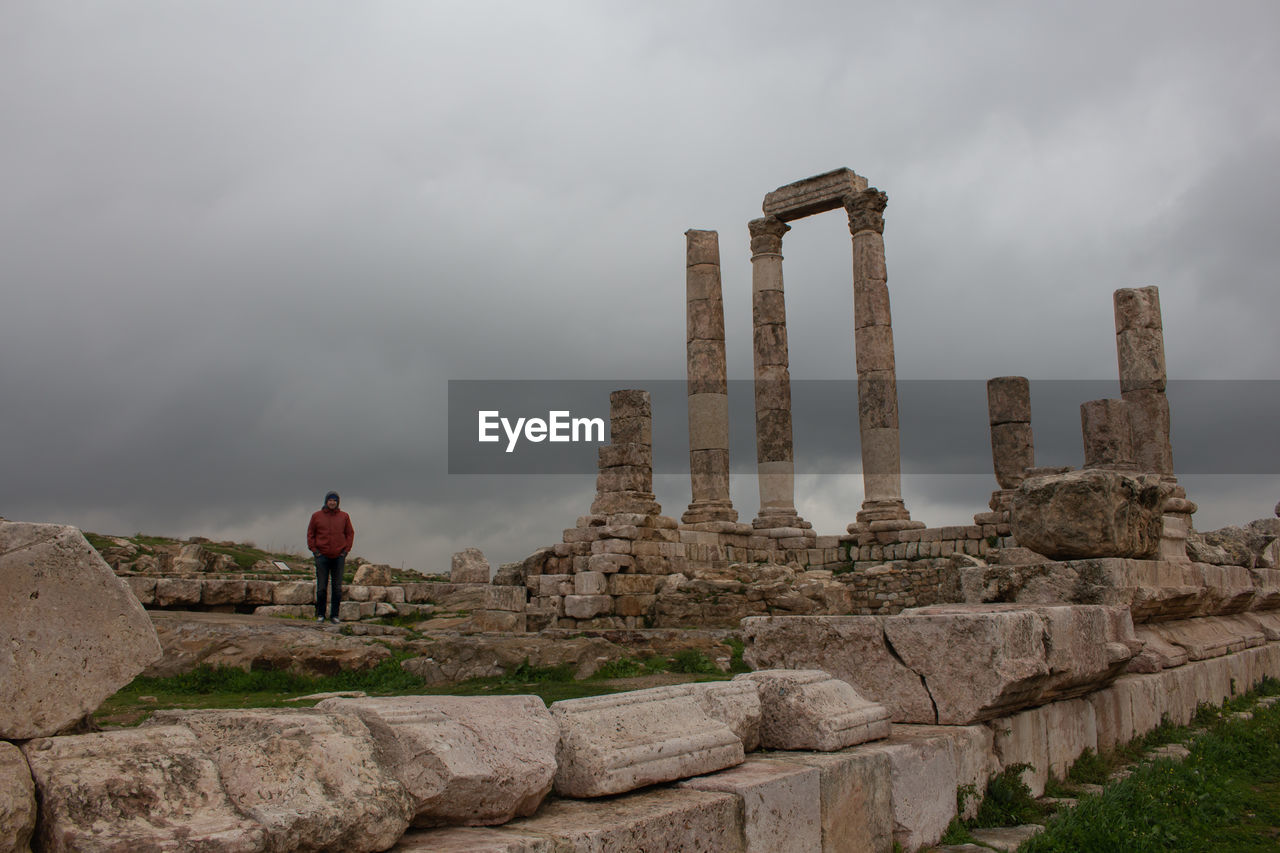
[1020,682,1280,852]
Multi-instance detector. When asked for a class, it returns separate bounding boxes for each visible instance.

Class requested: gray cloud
[3,1,1277,571]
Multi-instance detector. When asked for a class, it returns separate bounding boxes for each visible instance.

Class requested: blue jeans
[314,553,345,619]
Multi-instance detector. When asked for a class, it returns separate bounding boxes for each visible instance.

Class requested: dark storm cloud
[2,1,1277,570]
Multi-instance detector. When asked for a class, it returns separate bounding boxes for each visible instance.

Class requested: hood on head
[323,491,340,508]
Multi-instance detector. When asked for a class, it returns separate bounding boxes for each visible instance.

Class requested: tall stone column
[844,189,922,533]
[978,376,1036,524]
[749,216,811,532]
[683,229,738,525]
[1113,286,1195,560]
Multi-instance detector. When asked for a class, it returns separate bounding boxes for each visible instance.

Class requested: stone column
[1113,286,1195,560]
[591,390,662,517]
[844,189,921,533]
[1080,398,1134,471]
[682,230,738,526]
[749,216,811,532]
[978,376,1036,523]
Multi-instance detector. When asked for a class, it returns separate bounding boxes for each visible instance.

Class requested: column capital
[843,188,888,236]
[748,216,790,256]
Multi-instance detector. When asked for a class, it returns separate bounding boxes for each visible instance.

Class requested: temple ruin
[4,168,1279,852]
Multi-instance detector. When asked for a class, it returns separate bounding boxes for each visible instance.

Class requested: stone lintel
[762,167,869,222]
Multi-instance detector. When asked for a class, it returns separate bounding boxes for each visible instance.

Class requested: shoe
[329,617,340,624]
[315,616,324,623]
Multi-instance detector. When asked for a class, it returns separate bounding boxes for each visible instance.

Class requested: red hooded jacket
[307,492,354,558]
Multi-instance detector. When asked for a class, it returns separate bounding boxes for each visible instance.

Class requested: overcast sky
[3,1,1278,572]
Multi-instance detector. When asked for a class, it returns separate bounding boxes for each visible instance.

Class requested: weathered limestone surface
[0,520,163,739]
[680,680,762,752]
[353,563,393,585]
[22,726,266,852]
[782,749,894,853]
[742,615,934,723]
[988,376,1035,491]
[1011,469,1165,559]
[550,685,744,798]
[745,607,1136,725]
[144,611,391,678]
[858,725,994,851]
[679,756,822,853]
[736,670,891,749]
[451,548,491,584]
[521,788,746,851]
[762,167,867,221]
[683,228,737,525]
[147,708,413,853]
[317,695,557,828]
[390,825,554,852]
[0,742,35,853]
[956,557,1276,622]
[883,604,1137,724]
[1081,398,1134,470]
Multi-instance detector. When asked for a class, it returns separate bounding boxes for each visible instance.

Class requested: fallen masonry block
[681,680,762,752]
[1011,469,1164,559]
[22,726,266,852]
[0,520,162,739]
[0,742,36,853]
[550,685,744,797]
[1146,615,1262,660]
[735,670,891,750]
[505,787,745,852]
[147,708,413,853]
[679,756,822,852]
[742,615,934,723]
[880,604,1136,723]
[317,695,557,827]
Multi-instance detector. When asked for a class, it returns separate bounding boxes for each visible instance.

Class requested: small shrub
[501,660,574,684]
[591,657,647,680]
[668,648,718,674]
[722,637,751,673]
[1066,748,1110,786]
[972,763,1049,828]
[939,816,977,845]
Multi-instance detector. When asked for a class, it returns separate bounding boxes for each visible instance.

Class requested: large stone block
[154,576,203,606]
[0,742,35,853]
[0,521,163,739]
[273,580,316,605]
[681,681,762,752]
[858,726,992,852]
[882,605,1134,724]
[507,787,745,851]
[451,548,491,583]
[763,167,867,221]
[550,685,744,797]
[782,749,894,853]
[1012,469,1165,559]
[22,726,265,851]
[679,756,821,852]
[318,695,557,828]
[390,825,554,851]
[736,670,891,750]
[742,616,933,723]
[148,708,413,852]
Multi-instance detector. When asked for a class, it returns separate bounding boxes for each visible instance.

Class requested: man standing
[307,491,354,624]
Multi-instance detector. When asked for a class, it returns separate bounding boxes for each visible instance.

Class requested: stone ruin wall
[470,167,1274,634]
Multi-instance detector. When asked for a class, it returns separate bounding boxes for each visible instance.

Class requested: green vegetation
[1023,689,1280,851]
[939,679,1280,852]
